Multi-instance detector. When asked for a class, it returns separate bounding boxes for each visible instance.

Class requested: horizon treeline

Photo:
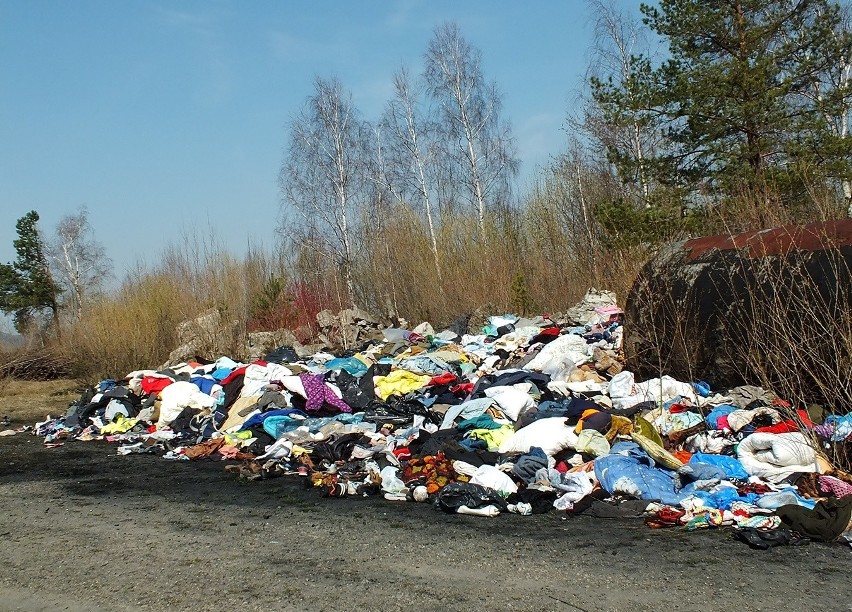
[4,1,852,379]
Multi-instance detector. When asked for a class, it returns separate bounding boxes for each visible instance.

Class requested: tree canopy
[0,211,61,337]
[590,0,852,207]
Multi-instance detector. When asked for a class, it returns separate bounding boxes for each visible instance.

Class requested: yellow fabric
[100,416,139,434]
[630,431,684,470]
[605,415,634,442]
[223,430,253,447]
[468,425,515,451]
[373,370,431,400]
[634,415,665,448]
[428,349,468,363]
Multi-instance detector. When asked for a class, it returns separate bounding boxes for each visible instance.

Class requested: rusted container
[624,219,852,403]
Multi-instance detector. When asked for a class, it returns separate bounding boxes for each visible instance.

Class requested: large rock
[243,329,300,362]
[564,288,618,326]
[166,308,238,366]
[316,307,383,349]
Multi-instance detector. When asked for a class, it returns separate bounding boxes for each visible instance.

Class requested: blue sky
[1,1,607,282]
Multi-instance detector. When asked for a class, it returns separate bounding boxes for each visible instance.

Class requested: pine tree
[0,211,61,338]
[591,0,852,204]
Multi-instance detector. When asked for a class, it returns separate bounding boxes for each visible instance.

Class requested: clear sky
[1,1,605,281]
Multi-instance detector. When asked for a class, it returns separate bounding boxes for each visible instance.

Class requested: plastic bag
[434,482,509,513]
[380,466,407,494]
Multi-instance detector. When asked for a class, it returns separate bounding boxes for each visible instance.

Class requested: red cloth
[140,376,173,395]
[220,366,248,386]
[450,383,474,395]
[756,420,801,434]
[796,409,814,428]
[531,327,561,344]
[668,404,690,414]
[428,372,457,386]
[392,447,412,461]
[672,450,693,464]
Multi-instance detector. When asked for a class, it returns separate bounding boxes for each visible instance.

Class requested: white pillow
[498,417,579,457]
[483,384,534,421]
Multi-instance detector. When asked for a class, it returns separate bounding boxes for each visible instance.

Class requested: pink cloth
[819,475,852,498]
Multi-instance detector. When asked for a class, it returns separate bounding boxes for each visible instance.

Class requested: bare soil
[0,381,849,612]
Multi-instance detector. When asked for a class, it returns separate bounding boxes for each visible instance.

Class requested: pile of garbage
[31,289,852,549]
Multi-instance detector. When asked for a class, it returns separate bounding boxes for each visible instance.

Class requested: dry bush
[719,239,852,413]
[62,233,289,379]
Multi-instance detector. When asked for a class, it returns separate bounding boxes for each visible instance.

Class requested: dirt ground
[0,381,850,612]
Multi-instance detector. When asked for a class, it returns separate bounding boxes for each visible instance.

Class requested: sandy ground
[0,381,850,612]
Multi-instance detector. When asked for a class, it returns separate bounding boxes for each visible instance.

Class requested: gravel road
[1,430,850,612]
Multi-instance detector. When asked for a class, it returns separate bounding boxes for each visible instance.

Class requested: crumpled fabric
[483,384,534,421]
[242,362,293,398]
[688,452,749,480]
[552,471,595,510]
[652,409,704,436]
[776,496,852,541]
[466,425,514,451]
[440,398,496,430]
[183,437,226,459]
[684,430,735,454]
[727,407,782,433]
[373,370,432,401]
[819,475,852,498]
[725,385,777,409]
[594,442,682,506]
[469,464,518,495]
[605,415,634,442]
[736,432,819,482]
[630,431,684,470]
[157,381,216,429]
[819,414,852,442]
[705,405,737,429]
[396,355,452,376]
[575,428,610,457]
[512,447,548,484]
[299,373,352,413]
[100,415,139,435]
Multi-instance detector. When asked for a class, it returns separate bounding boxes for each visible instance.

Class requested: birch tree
[49,206,112,319]
[279,77,371,307]
[377,66,442,280]
[424,23,518,244]
[582,0,660,203]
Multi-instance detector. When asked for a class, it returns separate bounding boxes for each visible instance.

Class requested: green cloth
[457,414,502,432]
[776,496,852,542]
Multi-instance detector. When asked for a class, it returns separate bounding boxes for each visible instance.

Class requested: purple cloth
[814,423,834,440]
[820,475,852,498]
[299,373,351,413]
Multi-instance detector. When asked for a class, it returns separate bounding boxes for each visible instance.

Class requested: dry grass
[0,378,79,424]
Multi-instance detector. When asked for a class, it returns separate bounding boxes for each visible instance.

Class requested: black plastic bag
[434,482,508,513]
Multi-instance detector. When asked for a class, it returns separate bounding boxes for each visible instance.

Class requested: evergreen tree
[0,211,61,338]
[591,0,852,204]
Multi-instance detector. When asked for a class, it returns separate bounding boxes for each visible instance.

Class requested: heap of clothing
[34,305,852,549]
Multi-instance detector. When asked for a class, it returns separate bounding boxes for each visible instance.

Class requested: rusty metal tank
[624,219,852,402]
